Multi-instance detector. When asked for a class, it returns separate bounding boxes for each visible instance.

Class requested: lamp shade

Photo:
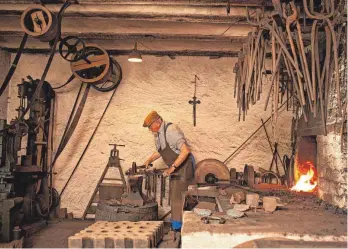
[128,50,142,62]
[128,42,143,62]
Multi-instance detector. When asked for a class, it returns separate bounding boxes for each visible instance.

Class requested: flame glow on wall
[291,161,318,192]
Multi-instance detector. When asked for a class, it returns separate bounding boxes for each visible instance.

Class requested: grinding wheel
[195,159,230,184]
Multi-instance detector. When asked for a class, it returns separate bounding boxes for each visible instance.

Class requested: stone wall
[0,50,10,120]
[317,132,347,208]
[6,54,293,217]
[316,40,347,208]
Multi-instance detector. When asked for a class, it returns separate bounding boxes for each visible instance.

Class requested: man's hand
[163,166,175,177]
[144,160,152,169]
[145,166,154,172]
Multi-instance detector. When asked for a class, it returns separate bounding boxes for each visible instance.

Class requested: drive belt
[0,33,28,97]
[59,85,119,197]
[48,82,91,172]
[56,83,91,159]
[53,74,76,90]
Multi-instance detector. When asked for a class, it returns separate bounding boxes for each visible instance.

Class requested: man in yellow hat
[143,111,194,230]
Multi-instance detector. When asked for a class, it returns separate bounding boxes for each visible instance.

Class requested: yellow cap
[143,111,160,127]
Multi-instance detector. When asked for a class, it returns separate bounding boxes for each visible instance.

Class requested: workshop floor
[23,219,178,248]
[24,220,94,248]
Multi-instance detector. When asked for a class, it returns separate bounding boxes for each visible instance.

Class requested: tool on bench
[201,216,226,224]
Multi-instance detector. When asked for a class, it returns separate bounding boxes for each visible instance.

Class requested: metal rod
[223,96,292,164]
[159,210,171,220]
[160,175,163,206]
[261,119,286,175]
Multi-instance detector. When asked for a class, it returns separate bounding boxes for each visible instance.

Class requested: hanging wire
[220,10,257,36]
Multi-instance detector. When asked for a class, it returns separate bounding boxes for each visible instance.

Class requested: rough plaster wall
[7,54,293,217]
[0,50,10,119]
[316,38,347,208]
[317,133,347,208]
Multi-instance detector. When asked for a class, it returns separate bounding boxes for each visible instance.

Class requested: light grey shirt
[154,121,187,154]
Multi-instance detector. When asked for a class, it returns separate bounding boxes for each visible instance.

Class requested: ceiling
[0,0,274,57]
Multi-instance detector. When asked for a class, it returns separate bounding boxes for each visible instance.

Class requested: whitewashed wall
[317,132,347,208]
[7,54,293,217]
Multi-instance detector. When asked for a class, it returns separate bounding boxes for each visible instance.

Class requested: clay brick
[68,236,82,248]
[68,221,164,248]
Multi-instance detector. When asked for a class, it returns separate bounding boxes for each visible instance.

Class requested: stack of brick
[68,221,164,248]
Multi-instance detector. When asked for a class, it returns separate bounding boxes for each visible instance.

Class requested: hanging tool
[269,142,280,177]
[261,119,286,175]
[188,75,201,127]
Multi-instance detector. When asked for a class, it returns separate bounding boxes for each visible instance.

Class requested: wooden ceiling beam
[0,35,245,51]
[0,3,264,23]
[0,0,273,7]
[1,47,240,57]
[0,15,254,37]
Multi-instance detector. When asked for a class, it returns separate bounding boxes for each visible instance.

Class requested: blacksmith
[143,111,195,230]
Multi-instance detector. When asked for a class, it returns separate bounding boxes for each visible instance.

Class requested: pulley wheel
[59,36,86,62]
[195,159,230,184]
[21,5,58,42]
[92,58,122,92]
[70,44,111,84]
[243,164,255,188]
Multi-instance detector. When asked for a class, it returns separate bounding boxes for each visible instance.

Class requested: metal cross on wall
[188,75,201,127]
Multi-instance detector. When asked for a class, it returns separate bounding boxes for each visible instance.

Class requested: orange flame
[291,161,318,192]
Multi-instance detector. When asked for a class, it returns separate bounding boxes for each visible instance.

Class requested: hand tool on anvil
[125,162,153,175]
[135,163,153,169]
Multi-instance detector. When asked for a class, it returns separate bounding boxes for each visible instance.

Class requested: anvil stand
[82,144,126,219]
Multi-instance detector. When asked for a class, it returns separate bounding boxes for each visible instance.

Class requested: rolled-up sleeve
[166,124,187,153]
